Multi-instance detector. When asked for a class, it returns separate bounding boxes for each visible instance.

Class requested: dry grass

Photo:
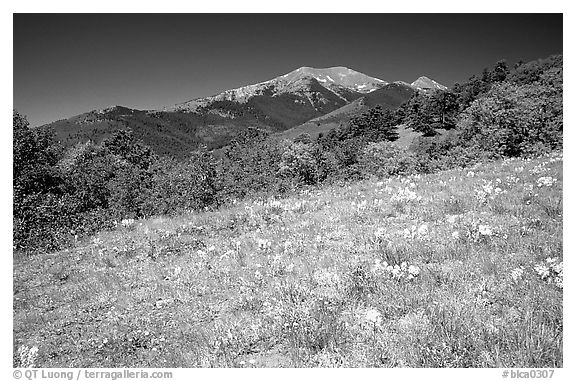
[13,152,563,368]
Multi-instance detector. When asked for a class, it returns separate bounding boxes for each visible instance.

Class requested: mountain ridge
[165,66,391,113]
[42,66,447,158]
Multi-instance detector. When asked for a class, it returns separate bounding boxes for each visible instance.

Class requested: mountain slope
[45,106,274,159]
[164,66,388,130]
[43,67,445,159]
[278,82,417,140]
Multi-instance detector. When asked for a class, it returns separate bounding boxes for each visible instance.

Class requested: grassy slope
[13,153,563,368]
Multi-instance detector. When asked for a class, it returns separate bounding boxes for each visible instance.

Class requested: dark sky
[14,13,562,126]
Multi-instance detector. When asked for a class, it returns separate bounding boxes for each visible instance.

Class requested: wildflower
[121,218,135,228]
[466,171,475,177]
[391,265,402,279]
[408,265,420,277]
[417,224,429,238]
[314,269,341,288]
[391,187,421,203]
[249,359,256,365]
[511,267,524,282]
[17,345,39,368]
[372,259,387,273]
[355,200,368,211]
[523,183,534,192]
[364,308,382,325]
[451,231,460,239]
[403,227,414,239]
[534,263,550,279]
[446,215,458,224]
[537,176,557,187]
[478,225,493,236]
[534,257,563,288]
[257,239,271,250]
[374,227,386,240]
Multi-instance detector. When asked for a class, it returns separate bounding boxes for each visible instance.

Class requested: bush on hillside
[409,131,490,173]
[144,149,218,216]
[278,141,339,186]
[458,82,562,157]
[358,141,418,178]
[215,128,292,201]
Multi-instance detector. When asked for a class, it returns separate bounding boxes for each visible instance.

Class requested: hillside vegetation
[14,152,562,367]
[13,53,563,368]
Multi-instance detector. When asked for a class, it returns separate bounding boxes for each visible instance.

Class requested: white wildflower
[478,225,493,236]
[364,308,382,325]
[121,218,135,228]
[511,267,524,282]
[17,345,39,368]
[534,263,550,279]
[403,226,416,239]
[257,239,271,250]
[537,176,557,187]
[374,227,387,240]
[391,265,402,279]
[408,265,420,277]
[417,224,429,238]
[391,187,421,203]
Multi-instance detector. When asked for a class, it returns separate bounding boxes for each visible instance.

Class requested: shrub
[458,82,562,157]
[409,131,489,173]
[278,141,338,185]
[144,149,218,216]
[358,141,418,178]
[216,129,291,200]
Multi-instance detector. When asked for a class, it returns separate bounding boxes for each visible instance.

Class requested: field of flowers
[13,152,563,368]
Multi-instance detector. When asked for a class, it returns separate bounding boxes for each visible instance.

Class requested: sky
[13,13,563,127]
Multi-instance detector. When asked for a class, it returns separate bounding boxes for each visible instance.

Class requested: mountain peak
[167,66,391,112]
[411,76,447,91]
[280,66,388,93]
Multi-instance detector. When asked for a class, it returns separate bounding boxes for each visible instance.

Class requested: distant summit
[280,66,388,93]
[166,66,390,113]
[411,76,447,91]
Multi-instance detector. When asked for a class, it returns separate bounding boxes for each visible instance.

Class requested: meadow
[13,151,563,368]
